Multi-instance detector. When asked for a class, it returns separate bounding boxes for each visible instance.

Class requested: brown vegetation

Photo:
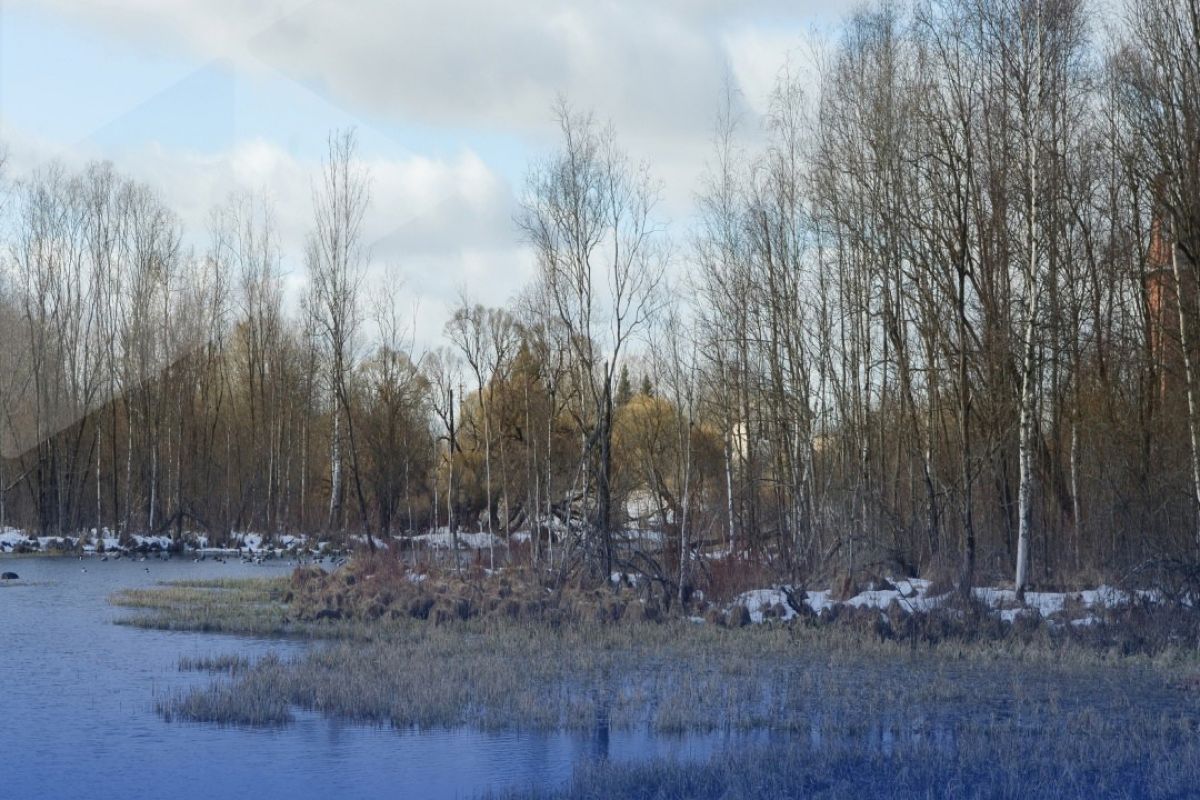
[285,557,664,628]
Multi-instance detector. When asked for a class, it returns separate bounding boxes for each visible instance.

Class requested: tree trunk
[1170,242,1200,550]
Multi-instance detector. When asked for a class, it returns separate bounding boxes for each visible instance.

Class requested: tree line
[1,0,1198,593]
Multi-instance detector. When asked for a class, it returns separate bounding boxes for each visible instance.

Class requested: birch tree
[519,99,665,580]
[307,129,374,545]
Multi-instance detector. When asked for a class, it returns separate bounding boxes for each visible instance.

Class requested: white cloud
[723,25,822,116]
[16,0,840,137]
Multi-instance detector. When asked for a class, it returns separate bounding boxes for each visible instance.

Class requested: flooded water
[0,557,748,800]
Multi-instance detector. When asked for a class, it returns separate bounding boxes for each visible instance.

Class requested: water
[0,557,743,800]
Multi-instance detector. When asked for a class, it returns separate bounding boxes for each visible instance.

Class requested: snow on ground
[736,588,802,623]
[729,578,1157,628]
[803,590,836,614]
[411,529,504,550]
[618,529,665,545]
[0,526,325,556]
[131,534,173,550]
[228,532,263,551]
[348,534,388,546]
[206,532,315,553]
[846,588,905,610]
[0,529,33,550]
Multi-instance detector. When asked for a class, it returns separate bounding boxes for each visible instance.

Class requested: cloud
[723,26,824,116]
[15,0,837,138]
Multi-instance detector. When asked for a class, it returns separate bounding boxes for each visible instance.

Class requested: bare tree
[444,297,518,564]
[423,346,463,564]
[307,129,374,547]
[519,99,665,580]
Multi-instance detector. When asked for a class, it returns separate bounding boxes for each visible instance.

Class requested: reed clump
[178,653,251,674]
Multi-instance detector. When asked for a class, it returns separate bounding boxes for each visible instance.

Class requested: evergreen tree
[616,364,633,405]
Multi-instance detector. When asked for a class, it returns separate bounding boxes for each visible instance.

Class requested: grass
[111,578,302,636]
[159,652,291,726]
[178,653,251,673]
[112,566,1200,798]
[146,610,1197,735]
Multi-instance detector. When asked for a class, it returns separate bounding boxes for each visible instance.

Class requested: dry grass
[153,610,1196,737]
[110,578,301,636]
[178,653,251,674]
[700,556,776,604]
[285,555,651,627]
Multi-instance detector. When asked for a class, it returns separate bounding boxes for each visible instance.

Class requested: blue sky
[0,3,534,172]
[0,0,841,344]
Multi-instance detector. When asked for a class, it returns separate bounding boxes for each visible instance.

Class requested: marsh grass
[154,614,1197,739]
[168,577,277,590]
[118,570,1200,795]
[158,654,291,726]
[178,654,250,673]
[497,727,1200,800]
[110,578,308,636]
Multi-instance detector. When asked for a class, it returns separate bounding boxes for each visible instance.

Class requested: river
[0,556,751,800]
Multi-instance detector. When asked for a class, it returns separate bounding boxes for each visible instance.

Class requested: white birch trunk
[1015,4,1043,597]
[1170,242,1200,549]
[328,395,341,530]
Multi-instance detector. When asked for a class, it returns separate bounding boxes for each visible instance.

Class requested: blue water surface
[0,556,749,800]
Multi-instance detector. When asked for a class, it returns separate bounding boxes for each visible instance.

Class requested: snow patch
[733,588,800,623]
[724,577,1145,627]
[411,529,503,550]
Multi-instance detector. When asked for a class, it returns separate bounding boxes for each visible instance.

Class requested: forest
[1,0,1199,597]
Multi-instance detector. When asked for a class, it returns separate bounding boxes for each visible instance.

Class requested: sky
[0,0,848,347]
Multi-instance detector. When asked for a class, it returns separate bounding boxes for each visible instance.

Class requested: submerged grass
[497,730,1200,800]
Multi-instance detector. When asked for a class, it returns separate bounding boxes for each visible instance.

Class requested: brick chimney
[1146,187,1198,400]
